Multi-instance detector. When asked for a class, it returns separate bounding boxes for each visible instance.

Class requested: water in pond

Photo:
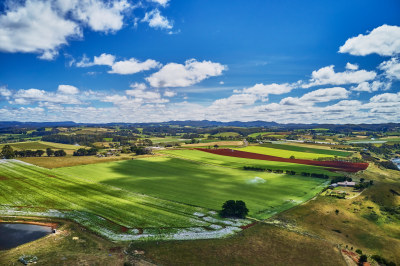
[0,223,52,250]
[392,158,400,170]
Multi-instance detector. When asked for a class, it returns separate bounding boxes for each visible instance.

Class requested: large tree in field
[1,145,15,159]
[220,200,249,218]
[46,148,54,157]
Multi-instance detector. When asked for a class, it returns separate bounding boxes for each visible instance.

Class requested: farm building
[336,181,356,187]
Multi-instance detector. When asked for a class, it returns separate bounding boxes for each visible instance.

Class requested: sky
[0,0,400,124]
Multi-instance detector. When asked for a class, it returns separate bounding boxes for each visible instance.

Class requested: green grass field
[148,137,187,143]
[212,132,241,137]
[259,143,352,157]
[0,160,208,230]
[247,132,276,138]
[235,145,334,159]
[0,141,84,151]
[160,149,336,176]
[56,156,327,220]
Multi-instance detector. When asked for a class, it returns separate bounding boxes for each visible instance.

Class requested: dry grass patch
[135,223,346,266]
[182,141,243,147]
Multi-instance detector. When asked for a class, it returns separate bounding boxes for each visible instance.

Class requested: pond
[0,223,52,250]
[392,158,400,170]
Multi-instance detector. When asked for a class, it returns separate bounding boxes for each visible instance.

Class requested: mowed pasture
[197,148,368,172]
[56,156,327,220]
[160,149,336,176]
[235,145,335,159]
[0,141,84,151]
[260,143,352,157]
[182,141,243,147]
[0,160,208,229]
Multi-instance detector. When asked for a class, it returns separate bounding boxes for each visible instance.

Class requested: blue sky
[0,0,399,123]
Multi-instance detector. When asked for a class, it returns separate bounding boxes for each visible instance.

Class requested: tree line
[243,166,329,179]
[0,145,66,159]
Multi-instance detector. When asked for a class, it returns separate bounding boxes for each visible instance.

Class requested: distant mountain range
[1,120,399,131]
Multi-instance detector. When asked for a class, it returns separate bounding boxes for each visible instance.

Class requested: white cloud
[11,88,81,105]
[351,81,391,92]
[379,57,400,80]
[142,9,172,29]
[75,54,161,74]
[238,83,294,98]
[109,58,161,75]
[0,87,12,99]
[57,85,79,95]
[303,65,376,88]
[94,53,116,66]
[369,92,400,103]
[146,59,227,88]
[339,25,400,56]
[147,0,170,7]
[164,90,177,97]
[129,82,148,90]
[67,0,131,32]
[300,87,350,102]
[0,0,81,60]
[280,87,350,106]
[211,94,258,108]
[0,0,134,59]
[345,62,359,70]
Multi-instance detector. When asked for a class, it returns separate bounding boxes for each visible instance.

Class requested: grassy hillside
[0,160,209,230]
[0,141,84,151]
[261,142,352,157]
[235,145,335,159]
[160,149,337,176]
[275,164,400,264]
[56,156,327,220]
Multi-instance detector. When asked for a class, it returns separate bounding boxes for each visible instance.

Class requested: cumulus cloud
[211,94,258,108]
[147,0,170,7]
[302,65,376,88]
[94,53,116,66]
[0,0,81,60]
[142,9,172,29]
[9,88,81,105]
[280,87,349,106]
[345,62,359,70]
[0,0,134,59]
[300,87,350,102]
[75,53,161,74]
[339,25,400,56]
[65,0,131,32]
[379,57,400,80]
[0,87,12,99]
[109,58,161,75]
[57,85,79,95]
[146,59,227,88]
[351,81,391,92]
[369,92,400,103]
[237,83,295,99]
[164,90,177,97]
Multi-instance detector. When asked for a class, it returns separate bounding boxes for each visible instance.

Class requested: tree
[220,200,249,218]
[46,148,54,157]
[358,254,367,266]
[1,145,15,159]
[36,150,44,157]
[54,150,66,157]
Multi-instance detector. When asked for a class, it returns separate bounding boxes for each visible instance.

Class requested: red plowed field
[197,148,368,172]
